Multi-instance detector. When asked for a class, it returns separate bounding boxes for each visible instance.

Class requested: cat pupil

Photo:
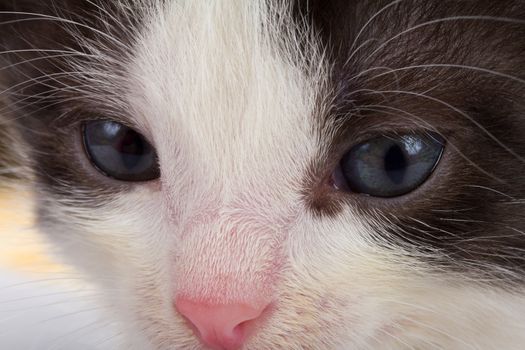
[384,144,406,185]
[119,131,146,169]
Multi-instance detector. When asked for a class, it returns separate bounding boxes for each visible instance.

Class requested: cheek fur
[37,188,525,350]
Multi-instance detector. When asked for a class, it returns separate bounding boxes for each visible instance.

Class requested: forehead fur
[128,1,326,203]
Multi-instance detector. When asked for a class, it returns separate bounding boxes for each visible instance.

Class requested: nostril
[175,298,269,350]
[231,320,252,341]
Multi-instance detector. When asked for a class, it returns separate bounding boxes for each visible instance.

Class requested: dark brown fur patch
[297,0,525,282]
[0,0,145,205]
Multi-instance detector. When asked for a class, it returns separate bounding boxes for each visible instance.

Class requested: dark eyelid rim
[80,120,161,183]
[306,129,449,213]
[337,132,446,197]
[306,129,452,217]
[325,107,457,158]
[50,106,141,133]
[340,138,450,205]
[327,124,451,173]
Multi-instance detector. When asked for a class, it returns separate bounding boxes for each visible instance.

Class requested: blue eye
[335,133,445,198]
[83,121,160,182]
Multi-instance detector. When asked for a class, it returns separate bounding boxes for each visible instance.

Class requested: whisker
[0,306,107,338]
[0,288,100,305]
[0,11,129,51]
[397,316,479,350]
[362,89,525,164]
[0,293,103,314]
[368,64,525,87]
[353,104,507,183]
[462,185,516,200]
[375,326,420,350]
[346,0,405,65]
[368,16,525,60]
[43,319,106,350]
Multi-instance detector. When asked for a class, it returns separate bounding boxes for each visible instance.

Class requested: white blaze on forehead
[124,0,328,304]
[128,0,326,208]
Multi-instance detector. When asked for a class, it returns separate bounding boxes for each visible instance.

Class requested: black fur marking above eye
[0,1,147,203]
[295,0,525,283]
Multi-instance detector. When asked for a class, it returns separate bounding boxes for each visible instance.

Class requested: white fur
[29,1,525,349]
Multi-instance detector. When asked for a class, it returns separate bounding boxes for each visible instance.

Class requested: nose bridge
[213,138,285,193]
[175,208,281,304]
[174,207,281,349]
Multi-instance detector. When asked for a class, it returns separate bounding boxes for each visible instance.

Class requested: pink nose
[175,298,268,350]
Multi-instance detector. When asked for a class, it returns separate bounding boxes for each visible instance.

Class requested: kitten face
[1,1,525,349]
